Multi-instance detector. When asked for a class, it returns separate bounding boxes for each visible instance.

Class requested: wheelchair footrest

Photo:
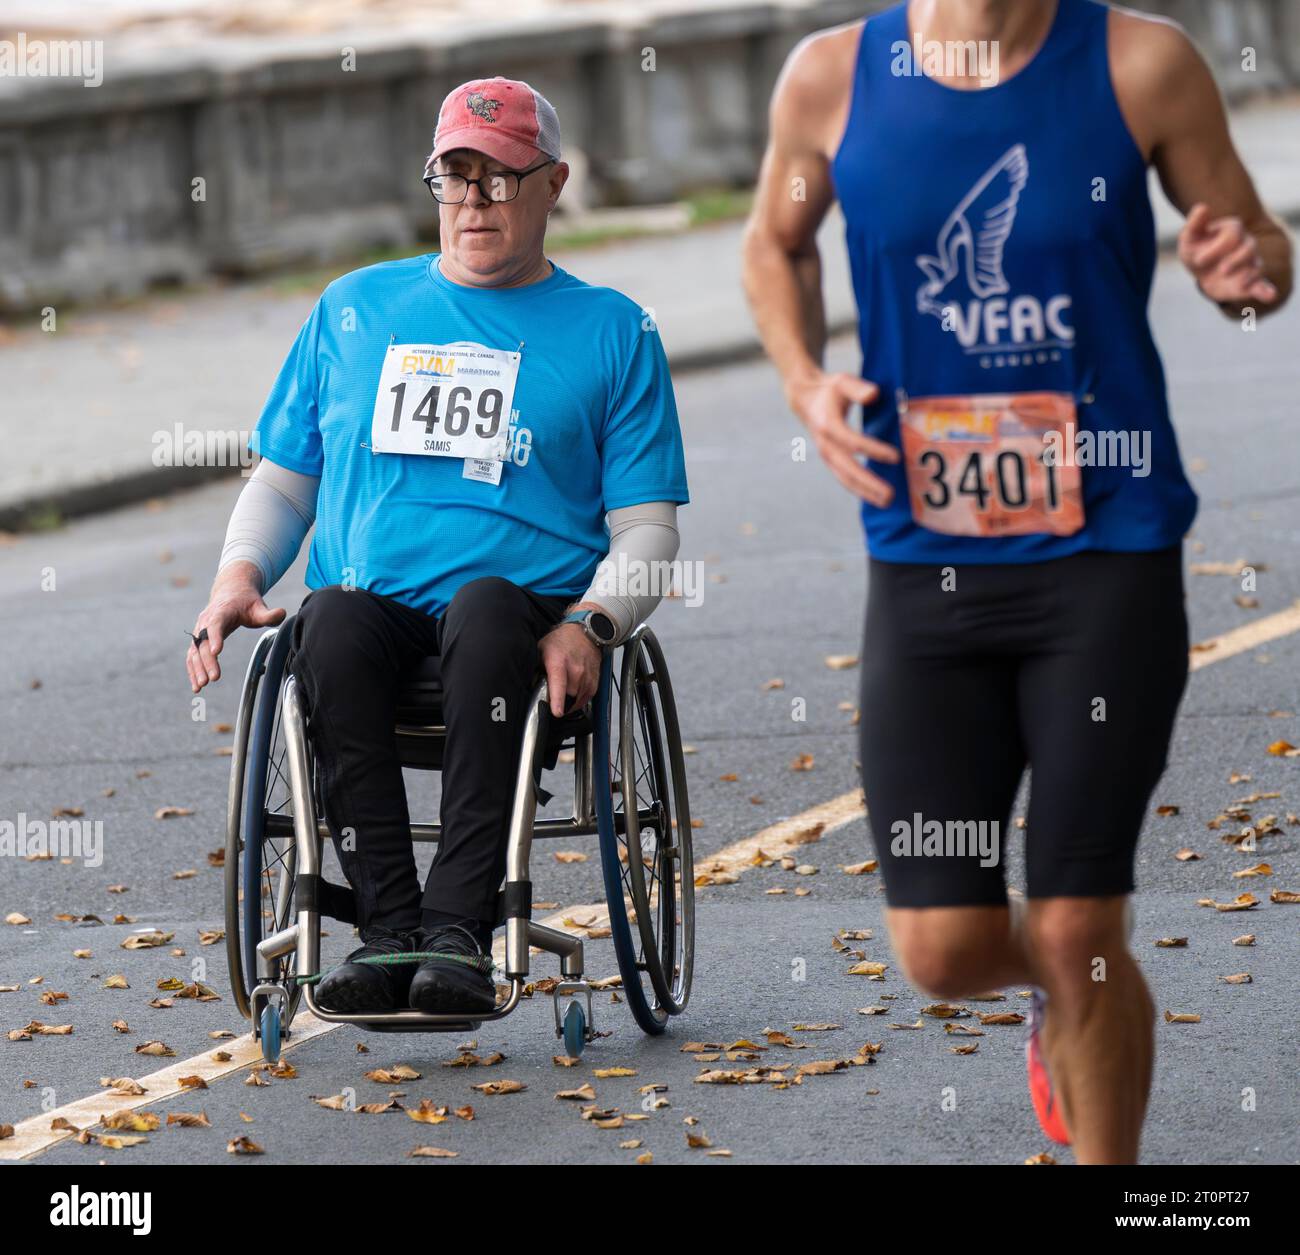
[358,1018,483,1034]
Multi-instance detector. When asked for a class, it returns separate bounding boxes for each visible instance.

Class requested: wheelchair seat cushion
[394,654,445,725]
[392,654,592,748]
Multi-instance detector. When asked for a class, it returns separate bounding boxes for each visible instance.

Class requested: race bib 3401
[369,342,518,463]
[898,391,1085,538]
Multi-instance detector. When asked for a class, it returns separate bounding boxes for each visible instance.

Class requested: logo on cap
[466,91,504,123]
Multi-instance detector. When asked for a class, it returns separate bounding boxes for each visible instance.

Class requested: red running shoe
[1026,990,1071,1145]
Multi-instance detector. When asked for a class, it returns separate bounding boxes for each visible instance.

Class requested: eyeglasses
[423,161,553,205]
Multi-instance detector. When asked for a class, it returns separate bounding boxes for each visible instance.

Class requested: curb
[0,462,248,534]
[0,314,859,535]
[3,204,1297,534]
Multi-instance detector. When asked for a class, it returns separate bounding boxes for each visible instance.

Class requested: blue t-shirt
[252,256,690,617]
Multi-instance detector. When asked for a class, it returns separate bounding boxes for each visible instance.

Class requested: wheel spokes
[610,641,688,1009]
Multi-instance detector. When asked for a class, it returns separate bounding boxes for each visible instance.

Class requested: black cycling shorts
[858,547,1188,907]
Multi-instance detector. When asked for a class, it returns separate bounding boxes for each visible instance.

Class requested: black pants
[289,578,569,934]
[858,548,1189,907]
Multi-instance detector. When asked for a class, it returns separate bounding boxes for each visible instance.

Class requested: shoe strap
[362,951,493,974]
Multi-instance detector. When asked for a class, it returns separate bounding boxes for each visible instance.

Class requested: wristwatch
[561,609,617,650]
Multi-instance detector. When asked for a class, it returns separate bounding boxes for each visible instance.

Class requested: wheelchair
[224,614,695,1064]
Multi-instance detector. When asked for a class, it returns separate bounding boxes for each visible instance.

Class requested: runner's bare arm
[1110,8,1293,318]
[742,26,900,506]
[741,29,847,389]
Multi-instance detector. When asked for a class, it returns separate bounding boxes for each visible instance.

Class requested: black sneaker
[409,922,496,1015]
[315,925,414,1013]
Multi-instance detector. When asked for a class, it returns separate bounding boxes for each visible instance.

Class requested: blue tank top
[831,0,1197,563]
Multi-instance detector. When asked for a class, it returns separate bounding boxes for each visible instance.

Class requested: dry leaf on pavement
[471,1080,525,1095]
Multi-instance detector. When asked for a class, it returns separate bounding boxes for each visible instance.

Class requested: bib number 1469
[387,381,504,440]
[369,342,519,463]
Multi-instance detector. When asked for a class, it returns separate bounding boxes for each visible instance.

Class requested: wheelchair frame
[225,618,694,1062]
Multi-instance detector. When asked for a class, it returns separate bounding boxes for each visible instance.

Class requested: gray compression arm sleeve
[581,502,680,644]
[218,459,320,592]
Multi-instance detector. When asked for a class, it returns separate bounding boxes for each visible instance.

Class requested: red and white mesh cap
[425,77,563,175]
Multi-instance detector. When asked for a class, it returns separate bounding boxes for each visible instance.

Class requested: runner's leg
[1024,896,1153,1162]
[886,905,1034,998]
[859,559,1034,994]
[1018,547,1189,1163]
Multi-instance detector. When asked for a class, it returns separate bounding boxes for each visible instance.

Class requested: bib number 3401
[899,392,1084,538]
[369,342,518,462]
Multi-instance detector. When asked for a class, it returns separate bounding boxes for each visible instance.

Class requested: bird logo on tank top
[915,145,1074,367]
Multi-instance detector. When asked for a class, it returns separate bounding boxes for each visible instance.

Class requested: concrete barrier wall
[0,0,1296,312]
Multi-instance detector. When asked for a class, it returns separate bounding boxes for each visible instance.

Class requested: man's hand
[187,561,286,693]
[785,369,899,506]
[1179,203,1279,310]
[539,604,603,719]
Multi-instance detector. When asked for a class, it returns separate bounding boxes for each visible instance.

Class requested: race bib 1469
[369,342,518,462]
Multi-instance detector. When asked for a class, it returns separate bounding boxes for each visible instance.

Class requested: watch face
[589,612,616,643]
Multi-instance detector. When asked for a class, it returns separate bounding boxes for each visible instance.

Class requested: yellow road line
[1189,598,1300,672]
[496,788,869,960]
[0,1010,335,1162]
[13,601,1296,1162]
[4,794,865,1161]
[513,601,1300,958]
[692,788,866,878]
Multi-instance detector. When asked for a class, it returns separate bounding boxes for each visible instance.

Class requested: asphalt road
[1,255,1299,1166]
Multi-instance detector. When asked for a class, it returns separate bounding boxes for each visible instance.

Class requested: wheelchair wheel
[260,1003,282,1064]
[561,1000,587,1059]
[593,627,695,1034]
[224,621,304,1025]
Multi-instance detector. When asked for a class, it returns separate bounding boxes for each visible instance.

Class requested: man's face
[434,148,567,283]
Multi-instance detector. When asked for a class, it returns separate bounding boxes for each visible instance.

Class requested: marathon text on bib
[899,391,1084,538]
[370,342,519,462]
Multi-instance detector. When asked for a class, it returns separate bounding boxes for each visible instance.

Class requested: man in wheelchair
[186,77,689,1016]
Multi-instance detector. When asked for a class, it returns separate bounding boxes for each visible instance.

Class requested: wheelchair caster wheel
[562,1000,587,1059]
[260,1004,282,1064]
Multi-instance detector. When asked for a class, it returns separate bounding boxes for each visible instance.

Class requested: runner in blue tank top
[743,0,1292,1163]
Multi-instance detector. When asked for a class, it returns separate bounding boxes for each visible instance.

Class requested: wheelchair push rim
[224,621,304,1025]
[594,627,695,1029]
